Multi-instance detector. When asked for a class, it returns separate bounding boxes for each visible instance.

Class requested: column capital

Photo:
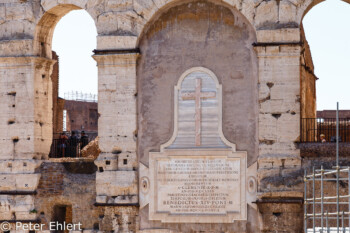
[92,50,140,67]
[256,28,301,44]
[0,56,56,66]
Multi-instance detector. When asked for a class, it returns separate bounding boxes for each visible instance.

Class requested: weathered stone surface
[96,171,138,198]
[0,0,322,231]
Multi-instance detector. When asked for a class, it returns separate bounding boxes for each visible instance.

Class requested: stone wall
[64,100,98,133]
[300,25,317,120]
[0,0,325,232]
[317,110,350,118]
[137,0,258,166]
[137,1,259,231]
[51,51,65,136]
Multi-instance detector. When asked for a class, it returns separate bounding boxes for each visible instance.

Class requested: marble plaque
[147,150,247,223]
[139,67,256,223]
[156,157,240,215]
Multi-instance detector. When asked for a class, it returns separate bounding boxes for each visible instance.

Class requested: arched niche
[137,0,258,177]
[136,0,256,48]
[34,4,97,59]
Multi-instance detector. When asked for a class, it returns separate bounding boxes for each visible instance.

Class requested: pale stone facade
[0,0,321,232]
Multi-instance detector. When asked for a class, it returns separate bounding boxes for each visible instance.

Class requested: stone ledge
[257,191,304,199]
[0,219,40,223]
[49,157,96,163]
[297,142,350,157]
[94,203,140,207]
[0,191,36,195]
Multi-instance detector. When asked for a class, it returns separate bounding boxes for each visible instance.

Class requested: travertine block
[0,195,36,220]
[259,142,299,157]
[270,83,299,100]
[278,0,297,24]
[258,154,301,169]
[97,35,137,50]
[255,0,278,29]
[257,168,280,180]
[0,174,40,191]
[257,28,300,43]
[260,100,299,114]
[0,160,42,174]
[105,0,133,11]
[96,171,138,197]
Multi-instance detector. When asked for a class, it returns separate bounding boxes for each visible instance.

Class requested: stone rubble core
[0,0,320,232]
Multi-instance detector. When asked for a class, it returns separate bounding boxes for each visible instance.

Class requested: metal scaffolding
[304,103,350,233]
[63,91,98,103]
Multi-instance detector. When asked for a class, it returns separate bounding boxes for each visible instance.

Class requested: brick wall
[64,100,98,132]
[51,51,65,135]
[35,162,100,230]
[317,110,350,118]
[37,162,65,196]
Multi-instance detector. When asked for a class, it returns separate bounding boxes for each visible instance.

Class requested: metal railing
[53,131,97,140]
[301,118,350,143]
[304,103,350,233]
[49,136,94,158]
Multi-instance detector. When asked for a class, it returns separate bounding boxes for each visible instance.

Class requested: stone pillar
[0,56,55,223]
[255,44,304,231]
[93,52,139,205]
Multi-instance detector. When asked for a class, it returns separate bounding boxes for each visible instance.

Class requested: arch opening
[35,6,99,160]
[300,0,350,143]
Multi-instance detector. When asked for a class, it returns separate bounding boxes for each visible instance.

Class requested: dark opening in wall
[63,162,97,174]
[52,205,72,233]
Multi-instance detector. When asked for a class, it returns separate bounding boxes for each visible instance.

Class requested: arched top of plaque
[161,67,236,151]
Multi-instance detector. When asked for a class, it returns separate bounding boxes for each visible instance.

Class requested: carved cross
[181,78,216,146]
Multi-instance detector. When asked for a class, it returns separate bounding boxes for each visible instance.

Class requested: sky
[53,1,350,110]
[303,0,350,110]
[52,10,97,98]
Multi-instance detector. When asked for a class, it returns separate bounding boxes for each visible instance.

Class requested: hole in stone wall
[42,74,46,79]
[266,82,274,88]
[7,119,15,125]
[106,160,110,165]
[12,137,19,143]
[123,159,128,165]
[99,167,104,172]
[273,212,282,217]
[23,162,27,167]
[7,91,16,96]
[272,114,281,119]
[93,223,99,230]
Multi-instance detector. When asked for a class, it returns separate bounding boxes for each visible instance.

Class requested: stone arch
[298,0,350,23]
[34,3,97,59]
[298,0,325,23]
[136,0,256,47]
